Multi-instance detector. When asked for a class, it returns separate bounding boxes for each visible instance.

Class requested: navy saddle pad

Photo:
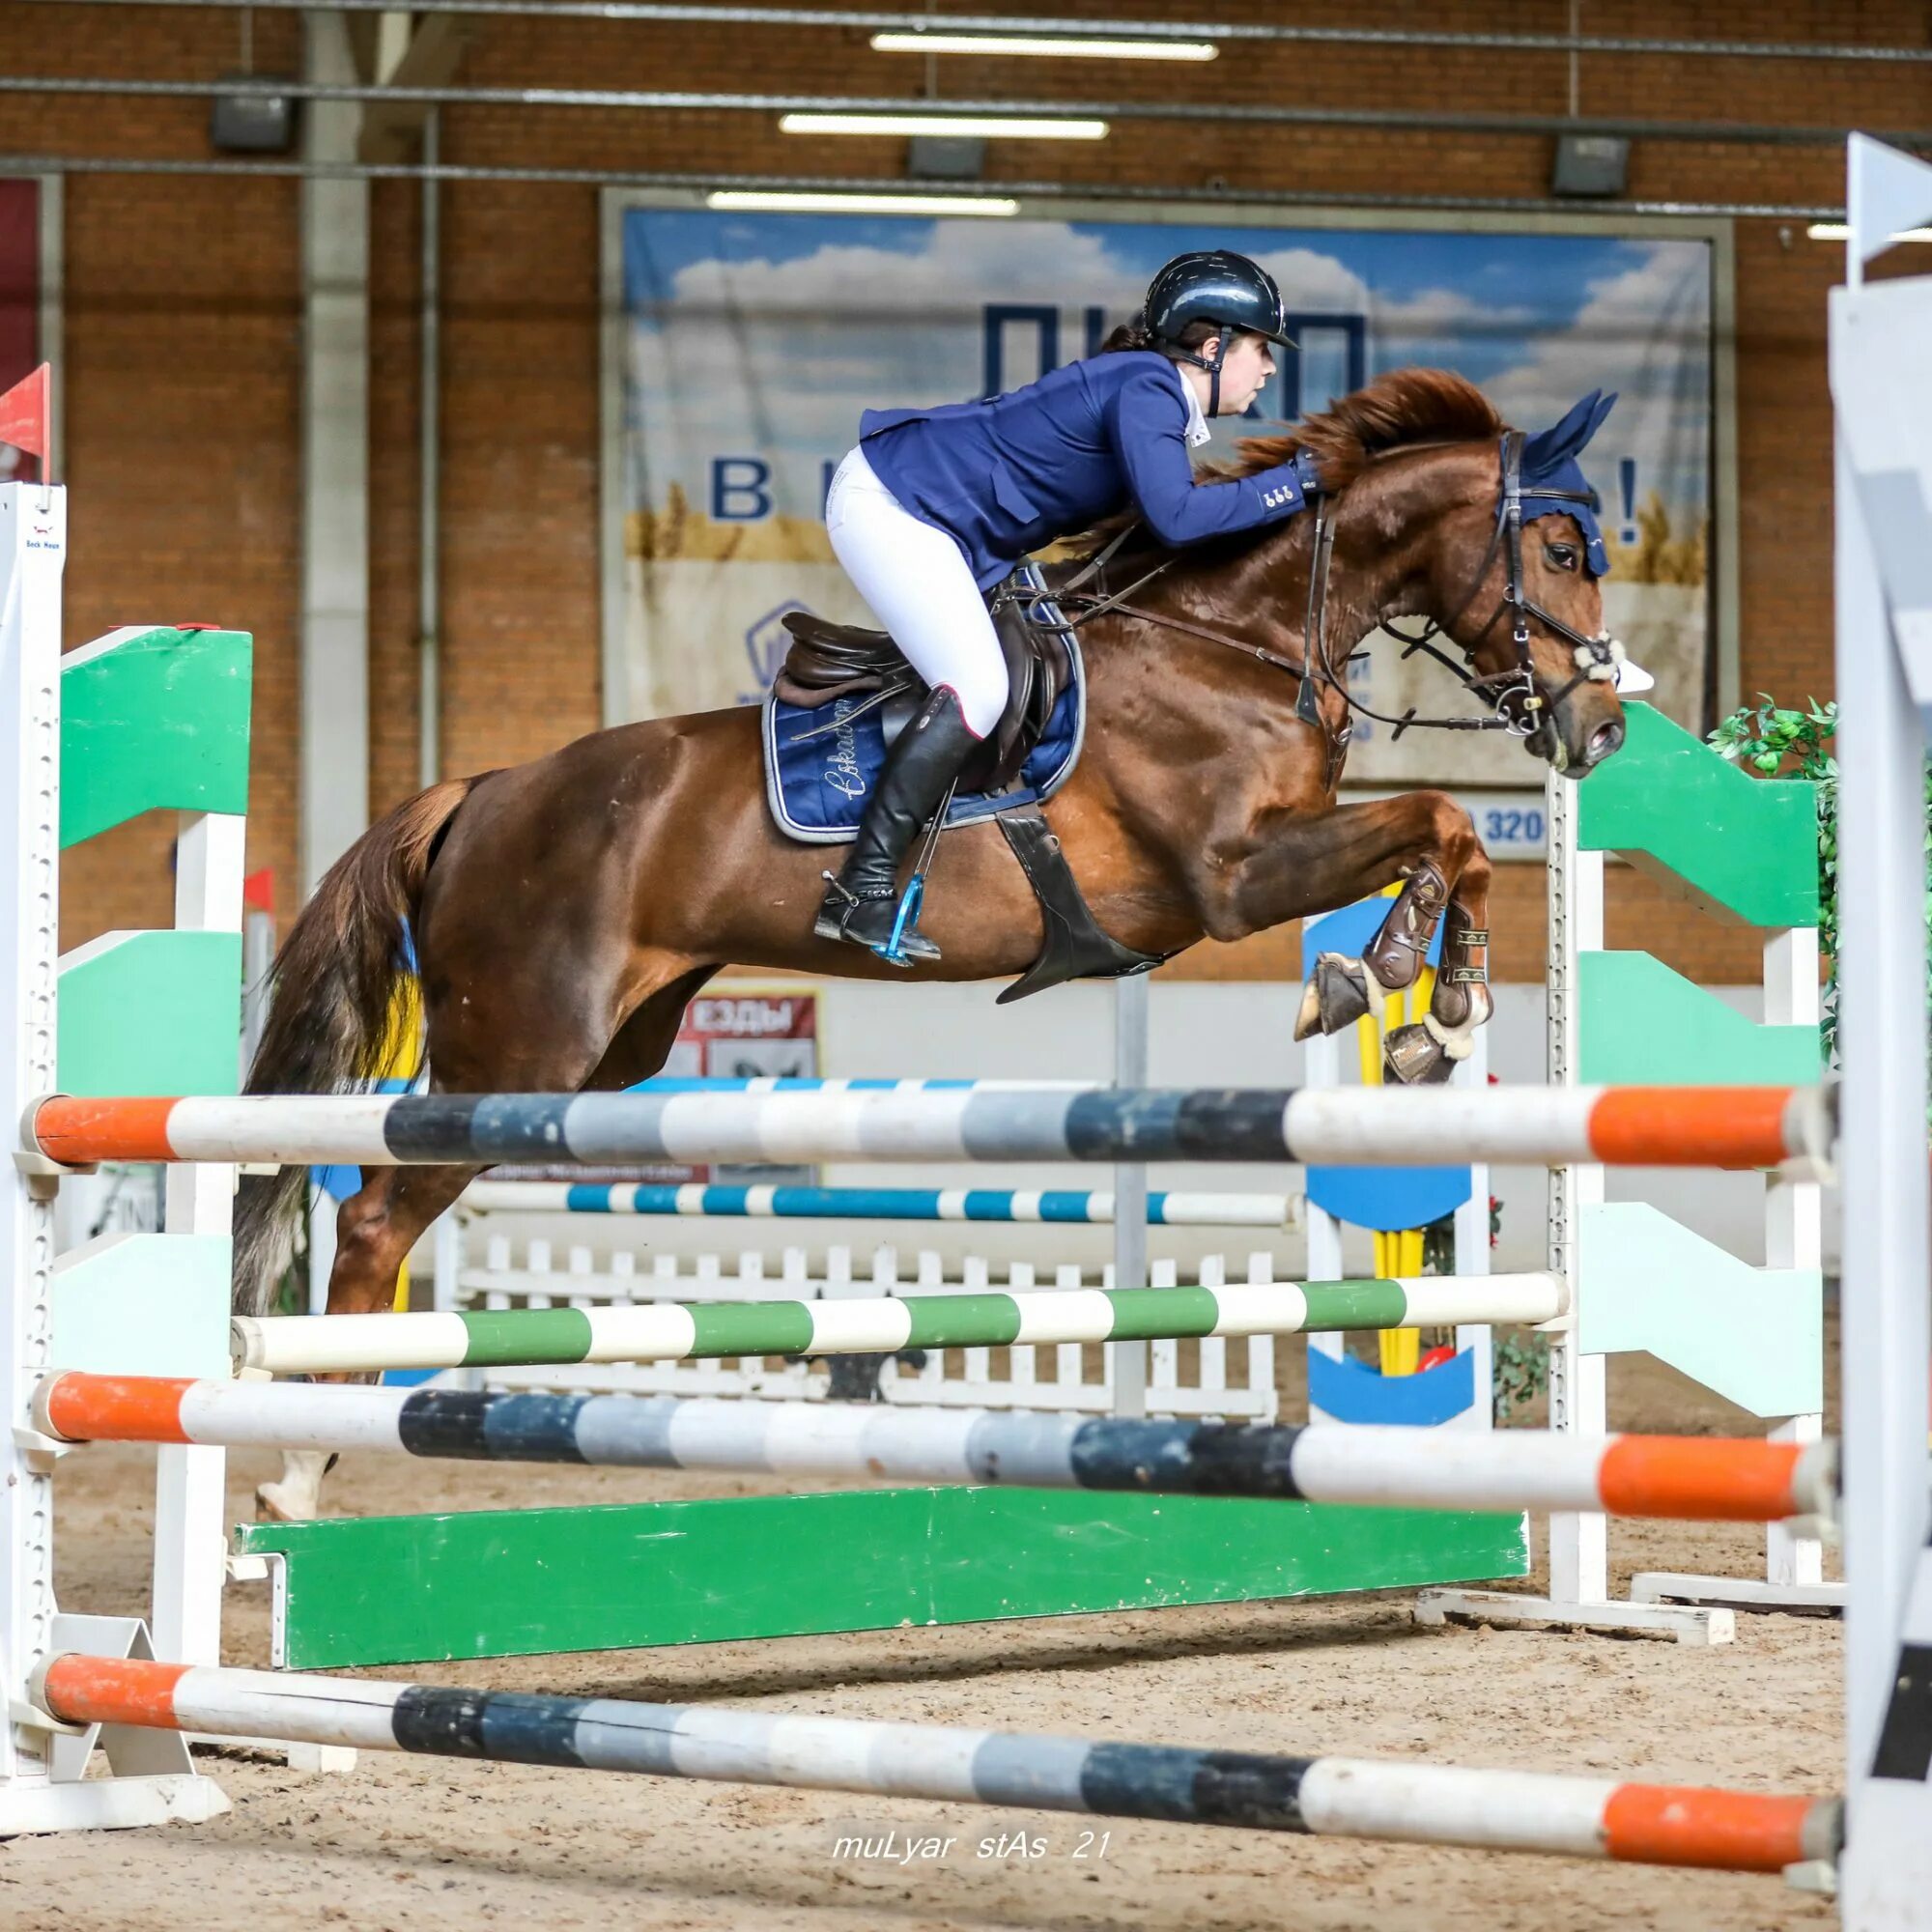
[760,630,1086,846]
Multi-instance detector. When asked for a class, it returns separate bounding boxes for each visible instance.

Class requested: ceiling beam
[19,0,1932,68]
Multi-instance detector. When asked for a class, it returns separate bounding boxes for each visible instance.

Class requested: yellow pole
[1334,887,1440,1378]
[1370,894,1428,1375]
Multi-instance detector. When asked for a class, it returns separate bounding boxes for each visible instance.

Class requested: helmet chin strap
[1168,329,1234,416]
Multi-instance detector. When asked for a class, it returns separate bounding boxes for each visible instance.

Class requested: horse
[237,367,1627,1519]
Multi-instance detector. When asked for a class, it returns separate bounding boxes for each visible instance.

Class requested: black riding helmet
[1143,249,1294,416]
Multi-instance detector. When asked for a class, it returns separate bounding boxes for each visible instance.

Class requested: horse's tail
[232,779,476,1318]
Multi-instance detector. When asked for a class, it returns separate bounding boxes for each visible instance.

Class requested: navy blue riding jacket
[858,351,1314,591]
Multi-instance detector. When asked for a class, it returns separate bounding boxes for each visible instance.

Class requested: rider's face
[1211,331,1277,415]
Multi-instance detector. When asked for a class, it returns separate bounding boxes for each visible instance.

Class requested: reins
[1048,429,1623,760]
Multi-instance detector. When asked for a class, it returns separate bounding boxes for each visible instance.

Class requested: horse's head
[1409,387,1630,778]
[1265,372,1630,778]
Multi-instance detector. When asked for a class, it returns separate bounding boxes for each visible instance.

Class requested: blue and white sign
[605,197,1719,788]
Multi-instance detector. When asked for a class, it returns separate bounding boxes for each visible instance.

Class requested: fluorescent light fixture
[870,32,1217,61]
[1807,220,1932,243]
[778,112,1109,140]
[706,189,1019,216]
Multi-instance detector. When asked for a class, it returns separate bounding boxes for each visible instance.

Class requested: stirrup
[814,872,939,966]
[880,874,929,967]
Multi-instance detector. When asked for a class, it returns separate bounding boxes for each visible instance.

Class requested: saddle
[774,565,1075,795]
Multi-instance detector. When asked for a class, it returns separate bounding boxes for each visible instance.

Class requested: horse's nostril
[1588,721,1625,765]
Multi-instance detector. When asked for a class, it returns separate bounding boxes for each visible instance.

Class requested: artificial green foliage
[1707,698,1853,1065]
[1492,1334,1549,1422]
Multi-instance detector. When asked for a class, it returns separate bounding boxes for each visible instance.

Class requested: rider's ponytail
[1097,313,1155,354]
[1095,314,1221,358]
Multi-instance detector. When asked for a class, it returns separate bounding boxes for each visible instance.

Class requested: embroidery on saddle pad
[759,630,1087,845]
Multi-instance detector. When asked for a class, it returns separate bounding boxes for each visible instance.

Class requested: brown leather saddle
[774,569,1073,795]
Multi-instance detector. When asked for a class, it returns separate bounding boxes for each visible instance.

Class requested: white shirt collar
[1170,361,1211,448]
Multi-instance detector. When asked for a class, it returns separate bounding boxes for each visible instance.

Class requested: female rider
[814,248,1325,963]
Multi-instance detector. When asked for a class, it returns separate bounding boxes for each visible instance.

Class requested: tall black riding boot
[814,685,981,964]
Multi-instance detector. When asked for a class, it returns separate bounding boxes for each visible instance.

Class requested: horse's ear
[1522,388,1617,471]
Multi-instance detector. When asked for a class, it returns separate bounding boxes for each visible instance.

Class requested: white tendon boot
[256,1449,333,1521]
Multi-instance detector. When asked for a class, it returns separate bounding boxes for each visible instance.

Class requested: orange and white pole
[33,1654,1839,1875]
[33,1374,1839,1527]
[24,1081,1830,1171]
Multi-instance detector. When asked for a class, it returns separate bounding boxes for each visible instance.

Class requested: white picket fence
[433,1214,1279,1420]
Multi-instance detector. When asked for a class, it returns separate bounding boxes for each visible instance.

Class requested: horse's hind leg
[254,1160,481,1520]
[584,964,718,1088]
[589,966,899,1402]
[1283,791,1492,1086]
[260,957,715,1520]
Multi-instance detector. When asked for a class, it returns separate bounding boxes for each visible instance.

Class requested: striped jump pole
[26,1083,1829,1171]
[32,1655,1838,1873]
[461,1181,1295,1227]
[35,1374,1840,1525]
[227,1273,1567,1376]
[617,1080,1322,1098]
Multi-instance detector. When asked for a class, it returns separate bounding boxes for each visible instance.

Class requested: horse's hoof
[254,1447,337,1522]
[254,1479,319,1523]
[1383,1022,1458,1086]
[823,1351,887,1403]
[1293,953,1375,1041]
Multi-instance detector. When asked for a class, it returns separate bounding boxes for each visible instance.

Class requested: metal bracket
[14,1095,92,1187]
[1784,1858,1838,1896]
[10,1694,85,1740]
[11,1422,71,1473]
[13,1148,83,1180]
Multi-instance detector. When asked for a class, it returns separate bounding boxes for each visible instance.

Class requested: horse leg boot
[1384,889,1492,1086]
[1293,860,1452,1049]
[256,1455,334,1525]
[814,686,980,964]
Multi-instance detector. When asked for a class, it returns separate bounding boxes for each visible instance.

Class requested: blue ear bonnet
[1516,388,1617,577]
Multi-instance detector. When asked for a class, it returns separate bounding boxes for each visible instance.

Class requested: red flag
[0,362,50,479]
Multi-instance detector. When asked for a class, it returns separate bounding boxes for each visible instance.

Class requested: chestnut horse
[238,368,1625,1517]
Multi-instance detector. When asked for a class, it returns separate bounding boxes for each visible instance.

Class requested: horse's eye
[1545,543,1578,571]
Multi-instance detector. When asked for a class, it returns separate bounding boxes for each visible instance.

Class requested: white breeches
[825,445,1009,739]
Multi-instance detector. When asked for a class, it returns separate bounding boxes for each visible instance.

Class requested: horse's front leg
[1214,790,1493,1087]
[1378,840,1492,1086]
[1288,793,1492,1086]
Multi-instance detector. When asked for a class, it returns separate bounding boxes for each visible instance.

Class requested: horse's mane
[1062,366,1504,564]
[1212,366,1504,492]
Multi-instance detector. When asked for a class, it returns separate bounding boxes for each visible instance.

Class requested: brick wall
[8,0,1912,984]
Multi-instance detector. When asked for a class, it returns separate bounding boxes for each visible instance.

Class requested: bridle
[1050,428,1624,775]
[1376,429,1623,746]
